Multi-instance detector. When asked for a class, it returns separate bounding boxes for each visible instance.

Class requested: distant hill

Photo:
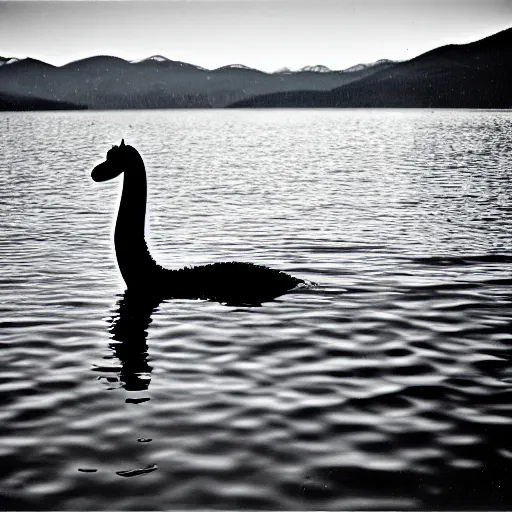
[229,27,512,108]
[0,93,86,111]
[0,54,396,110]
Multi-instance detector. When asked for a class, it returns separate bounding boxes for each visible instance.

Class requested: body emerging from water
[91,140,304,305]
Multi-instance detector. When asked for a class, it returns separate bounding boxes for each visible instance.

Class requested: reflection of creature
[91,140,303,306]
[107,290,160,391]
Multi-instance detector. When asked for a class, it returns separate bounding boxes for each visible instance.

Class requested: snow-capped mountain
[300,65,332,73]
[343,59,398,73]
[0,57,20,66]
[214,64,260,72]
[274,65,332,74]
[131,55,169,63]
[130,55,206,71]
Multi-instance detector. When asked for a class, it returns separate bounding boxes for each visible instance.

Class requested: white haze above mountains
[0,54,398,74]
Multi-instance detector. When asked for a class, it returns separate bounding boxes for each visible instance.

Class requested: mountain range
[0,55,396,110]
[1,26,510,111]
[230,27,512,109]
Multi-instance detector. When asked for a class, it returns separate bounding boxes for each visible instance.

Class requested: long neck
[114,151,158,289]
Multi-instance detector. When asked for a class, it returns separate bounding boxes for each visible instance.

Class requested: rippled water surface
[2,109,512,510]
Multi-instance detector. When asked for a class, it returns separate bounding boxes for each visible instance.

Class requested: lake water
[1,109,512,510]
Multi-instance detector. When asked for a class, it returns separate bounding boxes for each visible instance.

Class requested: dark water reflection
[2,109,512,510]
[95,291,158,392]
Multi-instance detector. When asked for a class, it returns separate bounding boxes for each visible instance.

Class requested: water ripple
[1,109,512,509]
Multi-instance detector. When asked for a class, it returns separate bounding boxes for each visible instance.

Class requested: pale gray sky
[0,0,511,71]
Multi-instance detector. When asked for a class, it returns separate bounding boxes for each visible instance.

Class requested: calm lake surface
[1,109,512,510]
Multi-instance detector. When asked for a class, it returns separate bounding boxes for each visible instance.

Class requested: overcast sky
[0,0,510,71]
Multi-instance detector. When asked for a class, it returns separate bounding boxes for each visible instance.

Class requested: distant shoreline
[2,106,512,113]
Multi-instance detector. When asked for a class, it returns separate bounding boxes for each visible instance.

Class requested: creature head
[91,139,134,182]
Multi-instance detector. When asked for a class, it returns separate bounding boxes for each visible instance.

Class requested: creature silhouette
[91,140,304,306]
